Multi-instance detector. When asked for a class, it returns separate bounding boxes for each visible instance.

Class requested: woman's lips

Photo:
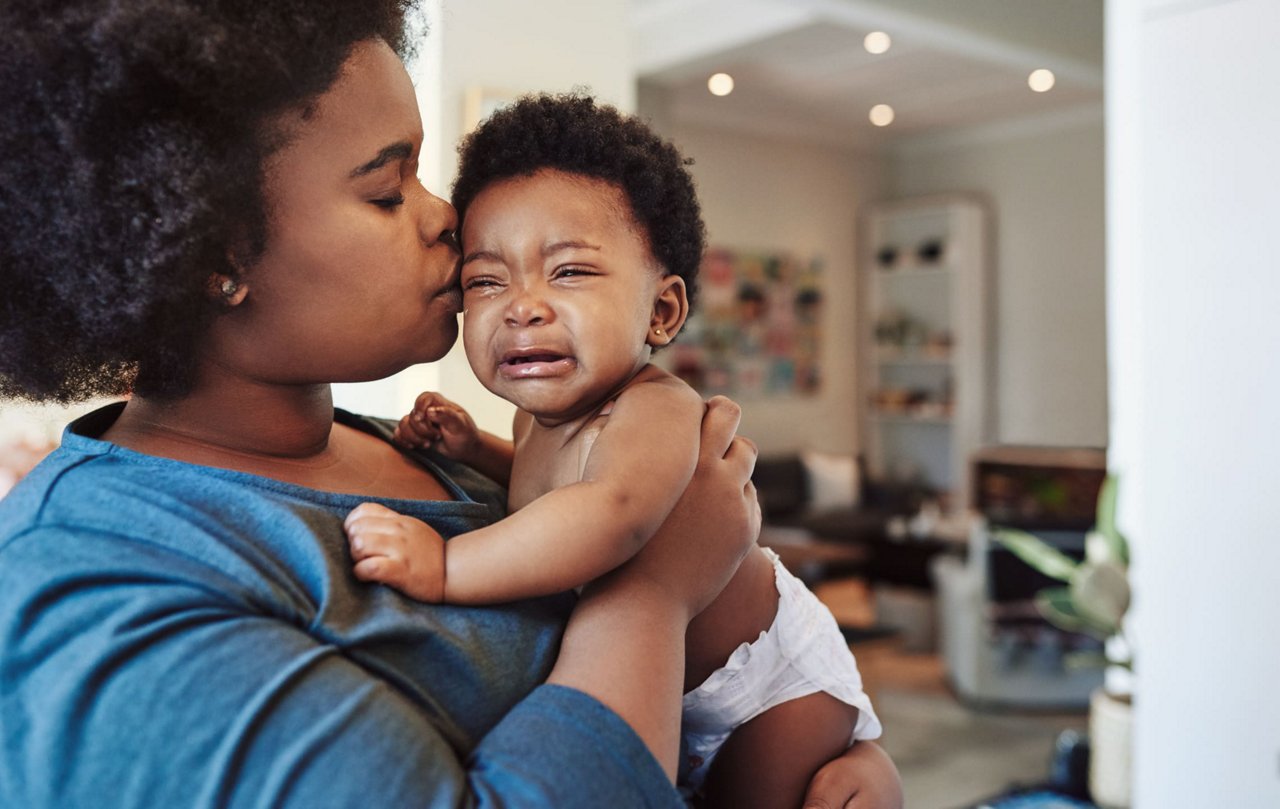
[437,285,463,313]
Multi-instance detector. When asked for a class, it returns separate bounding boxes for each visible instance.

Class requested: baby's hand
[344,502,446,603]
[393,391,479,461]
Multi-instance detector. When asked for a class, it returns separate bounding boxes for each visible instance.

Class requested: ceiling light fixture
[1028,68,1056,93]
[864,31,891,55]
[869,104,895,127]
[707,72,735,97]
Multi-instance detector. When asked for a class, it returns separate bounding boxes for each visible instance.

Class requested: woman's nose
[504,285,553,327]
[418,187,459,249]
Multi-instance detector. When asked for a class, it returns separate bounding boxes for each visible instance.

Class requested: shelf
[860,195,991,502]
[875,265,951,279]
[875,351,953,366]
[870,411,953,425]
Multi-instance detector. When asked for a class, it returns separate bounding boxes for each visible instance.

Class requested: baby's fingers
[344,501,399,530]
[426,405,471,436]
[394,411,440,448]
[353,555,411,590]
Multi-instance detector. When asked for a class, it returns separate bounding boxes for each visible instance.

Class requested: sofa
[750,452,927,563]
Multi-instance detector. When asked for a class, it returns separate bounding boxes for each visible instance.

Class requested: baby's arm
[393,391,514,487]
[443,377,703,604]
[344,392,512,602]
[349,377,704,605]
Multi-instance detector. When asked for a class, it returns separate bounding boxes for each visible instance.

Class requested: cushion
[801,450,860,512]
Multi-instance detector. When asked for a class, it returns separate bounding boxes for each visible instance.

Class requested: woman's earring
[220,278,239,298]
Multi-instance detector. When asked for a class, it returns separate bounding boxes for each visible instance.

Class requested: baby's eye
[555,265,596,279]
[463,277,499,290]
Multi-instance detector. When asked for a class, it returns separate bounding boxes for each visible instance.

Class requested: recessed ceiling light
[864,31,891,55]
[707,73,735,97]
[869,104,895,127]
[1028,68,1056,93]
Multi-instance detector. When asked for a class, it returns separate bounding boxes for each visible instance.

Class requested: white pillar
[1107,1,1280,806]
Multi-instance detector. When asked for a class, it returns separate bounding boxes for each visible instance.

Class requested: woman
[0,2,902,806]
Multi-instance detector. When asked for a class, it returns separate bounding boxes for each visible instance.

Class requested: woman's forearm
[546,575,690,779]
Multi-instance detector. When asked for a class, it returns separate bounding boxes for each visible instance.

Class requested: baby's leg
[684,546,779,692]
[684,548,868,807]
[701,693,859,809]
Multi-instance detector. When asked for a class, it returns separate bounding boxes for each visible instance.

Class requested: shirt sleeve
[0,526,682,809]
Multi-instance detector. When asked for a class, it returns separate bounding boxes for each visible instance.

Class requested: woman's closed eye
[370,192,406,210]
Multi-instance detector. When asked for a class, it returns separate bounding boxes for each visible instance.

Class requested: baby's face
[459,169,677,425]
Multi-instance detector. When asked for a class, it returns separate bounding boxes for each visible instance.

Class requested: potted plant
[996,475,1132,808]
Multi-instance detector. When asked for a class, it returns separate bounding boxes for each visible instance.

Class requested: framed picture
[661,247,825,399]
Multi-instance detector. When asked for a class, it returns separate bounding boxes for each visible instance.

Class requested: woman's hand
[802,741,904,809]
[602,395,761,620]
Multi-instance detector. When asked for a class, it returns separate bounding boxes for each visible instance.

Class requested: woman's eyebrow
[349,141,413,178]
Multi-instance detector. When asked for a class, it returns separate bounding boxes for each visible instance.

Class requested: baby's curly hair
[452,93,706,316]
[0,1,417,402]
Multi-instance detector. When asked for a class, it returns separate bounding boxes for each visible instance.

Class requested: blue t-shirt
[0,404,680,808]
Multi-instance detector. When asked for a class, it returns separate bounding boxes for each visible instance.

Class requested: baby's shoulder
[615,365,702,412]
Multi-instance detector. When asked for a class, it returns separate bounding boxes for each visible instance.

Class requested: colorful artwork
[664,248,824,398]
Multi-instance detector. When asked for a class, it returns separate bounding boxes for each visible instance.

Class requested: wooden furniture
[935,445,1108,710]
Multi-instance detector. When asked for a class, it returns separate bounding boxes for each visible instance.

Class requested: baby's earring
[207,273,247,306]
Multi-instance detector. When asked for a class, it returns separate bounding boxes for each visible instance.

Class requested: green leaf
[1063,650,1109,671]
[995,529,1079,582]
[1094,475,1129,566]
[1037,586,1120,640]
[1035,587,1088,632]
[1070,561,1129,636]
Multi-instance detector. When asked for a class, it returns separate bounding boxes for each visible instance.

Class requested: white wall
[335,0,635,431]
[1108,0,1280,806]
[646,120,886,454]
[889,116,1109,448]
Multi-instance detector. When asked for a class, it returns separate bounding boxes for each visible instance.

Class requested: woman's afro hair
[451,93,706,315]
[0,0,417,403]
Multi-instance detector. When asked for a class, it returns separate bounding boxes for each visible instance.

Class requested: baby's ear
[647,274,689,347]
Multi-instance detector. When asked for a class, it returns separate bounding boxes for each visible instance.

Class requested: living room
[0,1,1275,807]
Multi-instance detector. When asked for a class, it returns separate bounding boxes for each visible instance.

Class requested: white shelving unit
[858,195,993,508]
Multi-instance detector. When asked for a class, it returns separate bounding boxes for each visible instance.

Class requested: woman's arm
[548,396,760,777]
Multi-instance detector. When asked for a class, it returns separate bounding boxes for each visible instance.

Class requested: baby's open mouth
[501,352,567,366]
[498,350,575,378]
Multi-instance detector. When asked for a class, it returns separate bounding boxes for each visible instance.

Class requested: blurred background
[3,2,1276,807]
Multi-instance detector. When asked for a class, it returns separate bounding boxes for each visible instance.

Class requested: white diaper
[679,547,882,791]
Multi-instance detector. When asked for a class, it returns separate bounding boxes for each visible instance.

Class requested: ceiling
[632,0,1104,150]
